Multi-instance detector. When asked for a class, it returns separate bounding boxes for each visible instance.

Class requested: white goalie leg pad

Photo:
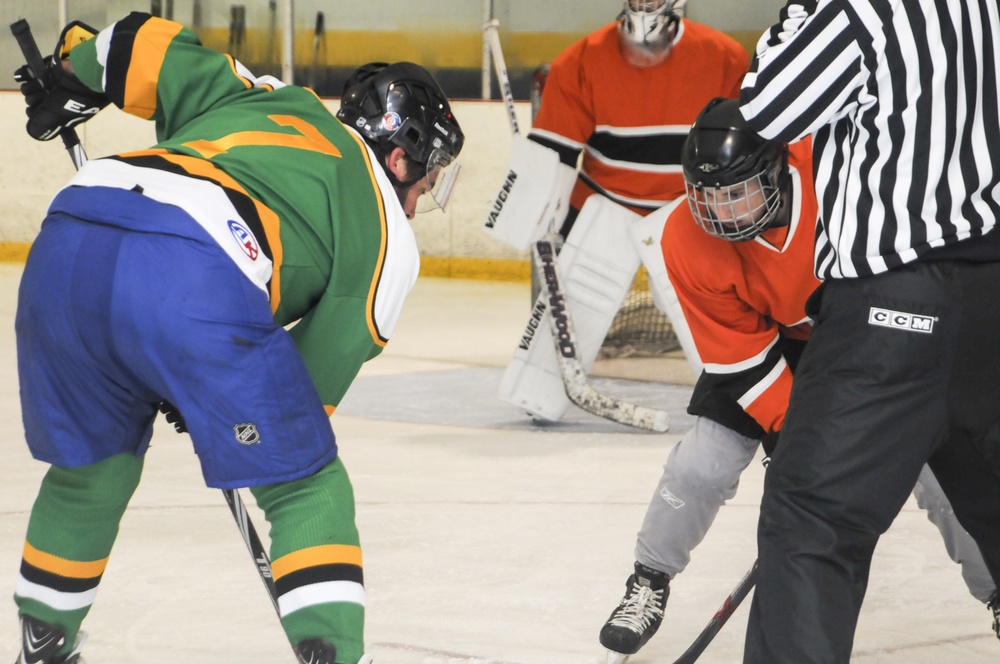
[482,134,576,251]
[499,195,641,421]
[628,199,705,379]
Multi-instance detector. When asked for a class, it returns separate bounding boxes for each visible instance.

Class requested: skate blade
[606,651,631,664]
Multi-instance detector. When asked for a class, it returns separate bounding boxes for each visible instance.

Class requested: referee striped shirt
[739,0,1000,279]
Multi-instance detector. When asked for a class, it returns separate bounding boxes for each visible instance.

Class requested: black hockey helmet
[337,62,464,188]
[682,97,788,241]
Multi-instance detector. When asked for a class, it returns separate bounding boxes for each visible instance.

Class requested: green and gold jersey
[66,12,419,411]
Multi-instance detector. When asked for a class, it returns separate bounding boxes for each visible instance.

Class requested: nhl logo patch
[234,423,261,445]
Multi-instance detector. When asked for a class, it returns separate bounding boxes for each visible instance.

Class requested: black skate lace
[608,582,665,632]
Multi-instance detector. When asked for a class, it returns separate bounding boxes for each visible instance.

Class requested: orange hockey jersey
[529,20,747,215]
[662,140,818,437]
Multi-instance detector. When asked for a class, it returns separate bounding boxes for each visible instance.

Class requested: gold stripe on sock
[272,544,363,580]
[22,541,109,579]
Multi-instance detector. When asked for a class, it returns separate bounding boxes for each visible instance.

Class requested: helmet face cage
[619,0,681,49]
[681,97,788,241]
[685,161,783,241]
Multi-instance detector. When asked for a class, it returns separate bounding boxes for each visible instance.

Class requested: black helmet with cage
[337,62,464,208]
[681,97,789,241]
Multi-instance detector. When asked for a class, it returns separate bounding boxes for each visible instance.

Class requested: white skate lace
[608,583,665,632]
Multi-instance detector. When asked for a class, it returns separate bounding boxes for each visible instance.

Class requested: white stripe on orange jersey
[703,335,781,376]
[738,356,789,411]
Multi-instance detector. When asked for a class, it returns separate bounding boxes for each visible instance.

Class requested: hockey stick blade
[671,560,758,664]
[534,239,670,432]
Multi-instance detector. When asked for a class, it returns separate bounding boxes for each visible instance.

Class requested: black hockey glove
[760,431,780,457]
[13,20,109,142]
[157,400,189,434]
[760,431,780,468]
[14,57,109,141]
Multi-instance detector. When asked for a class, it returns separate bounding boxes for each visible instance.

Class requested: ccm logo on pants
[868,307,936,333]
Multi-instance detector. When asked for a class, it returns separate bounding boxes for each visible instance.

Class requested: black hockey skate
[14,616,85,664]
[294,639,373,664]
[599,562,670,664]
[989,589,1000,641]
[295,639,337,664]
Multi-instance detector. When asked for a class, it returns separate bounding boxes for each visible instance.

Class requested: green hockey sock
[15,452,143,657]
[251,457,365,663]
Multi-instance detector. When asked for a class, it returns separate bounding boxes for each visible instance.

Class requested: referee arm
[738,0,865,142]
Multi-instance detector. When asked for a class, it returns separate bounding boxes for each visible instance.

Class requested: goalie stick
[10,15,288,642]
[483,18,519,134]
[670,560,758,664]
[534,239,670,432]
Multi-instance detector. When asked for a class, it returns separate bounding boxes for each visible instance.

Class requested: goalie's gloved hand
[14,56,109,141]
[157,400,189,434]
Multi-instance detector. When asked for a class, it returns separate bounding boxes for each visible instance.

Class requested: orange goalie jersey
[662,140,818,438]
[529,20,747,215]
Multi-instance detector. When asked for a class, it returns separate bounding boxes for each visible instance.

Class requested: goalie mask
[682,98,789,242]
[618,0,684,64]
[337,62,465,211]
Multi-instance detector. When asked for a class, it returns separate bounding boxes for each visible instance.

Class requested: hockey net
[531,64,680,359]
[601,268,681,358]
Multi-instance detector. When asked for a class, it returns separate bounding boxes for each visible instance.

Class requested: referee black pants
[743,260,1000,664]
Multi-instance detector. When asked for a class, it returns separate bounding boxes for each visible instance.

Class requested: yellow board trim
[0,244,534,282]
[193,27,752,73]
[0,243,30,262]
[196,28,582,71]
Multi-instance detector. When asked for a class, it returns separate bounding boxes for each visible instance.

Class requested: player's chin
[620,39,672,68]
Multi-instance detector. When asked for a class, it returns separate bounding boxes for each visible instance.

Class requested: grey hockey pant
[634,418,993,601]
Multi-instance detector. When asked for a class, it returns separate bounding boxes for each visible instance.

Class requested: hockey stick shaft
[223,488,281,616]
[308,10,324,89]
[534,239,670,432]
[483,19,519,134]
[10,19,87,170]
[671,560,758,664]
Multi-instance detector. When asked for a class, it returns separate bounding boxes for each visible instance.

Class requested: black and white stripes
[740,0,1000,278]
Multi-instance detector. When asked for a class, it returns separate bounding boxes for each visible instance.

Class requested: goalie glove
[13,20,109,141]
